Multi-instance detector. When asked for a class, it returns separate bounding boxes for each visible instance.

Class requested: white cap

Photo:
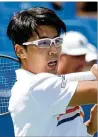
[62,31,89,56]
[85,43,98,62]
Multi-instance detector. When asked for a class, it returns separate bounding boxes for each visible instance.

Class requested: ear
[15,44,27,59]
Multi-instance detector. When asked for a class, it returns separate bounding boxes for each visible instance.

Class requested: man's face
[57,54,86,74]
[82,60,97,71]
[16,25,61,74]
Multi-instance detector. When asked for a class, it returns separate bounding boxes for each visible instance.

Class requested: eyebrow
[39,34,59,39]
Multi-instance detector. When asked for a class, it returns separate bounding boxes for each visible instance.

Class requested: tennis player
[7,7,98,136]
[57,31,98,136]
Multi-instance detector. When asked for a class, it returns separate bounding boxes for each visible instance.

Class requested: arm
[91,64,98,80]
[84,104,98,135]
[68,64,98,106]
[85,120,94,136]
[68,81,97,106]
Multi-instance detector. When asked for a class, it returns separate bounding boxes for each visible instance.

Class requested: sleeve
[30,73,78,116]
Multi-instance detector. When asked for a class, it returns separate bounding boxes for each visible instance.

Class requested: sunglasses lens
[38,40,51,48]
[55,37,63,47]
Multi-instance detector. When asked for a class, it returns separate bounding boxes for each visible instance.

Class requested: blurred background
[0,1,97,137]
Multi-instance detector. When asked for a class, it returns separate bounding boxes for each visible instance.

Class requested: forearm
[77,81,98,104]
[69,81,98,106]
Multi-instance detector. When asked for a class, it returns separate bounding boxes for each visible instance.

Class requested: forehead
[28,25,58,41]
[37,25,58,37]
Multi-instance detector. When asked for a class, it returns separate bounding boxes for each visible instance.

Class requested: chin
[49,69,57,74]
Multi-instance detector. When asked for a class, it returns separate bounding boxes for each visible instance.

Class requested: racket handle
[64,71,96,81]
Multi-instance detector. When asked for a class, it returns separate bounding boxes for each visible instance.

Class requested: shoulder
[12,72,60,93]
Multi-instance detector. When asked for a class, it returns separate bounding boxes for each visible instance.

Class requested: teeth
[48,60,57,66]
[49,62,57,66]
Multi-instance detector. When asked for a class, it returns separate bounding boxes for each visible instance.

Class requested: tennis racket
[0,55,20,115]
[0,54,96,115]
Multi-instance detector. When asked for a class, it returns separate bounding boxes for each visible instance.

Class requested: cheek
[28,50,47,66]
[58,47,62,53]
[60,59,68,69]
[67,59,76,68]
[76,59,85,65]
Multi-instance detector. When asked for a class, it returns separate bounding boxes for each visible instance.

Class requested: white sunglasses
[22,36,63,48]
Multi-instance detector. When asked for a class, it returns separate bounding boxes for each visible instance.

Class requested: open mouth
[48,59,58,67]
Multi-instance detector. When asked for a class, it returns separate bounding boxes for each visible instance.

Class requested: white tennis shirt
[8,69,92,136]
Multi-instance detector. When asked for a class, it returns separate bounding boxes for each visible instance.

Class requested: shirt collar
[15,69,35,81]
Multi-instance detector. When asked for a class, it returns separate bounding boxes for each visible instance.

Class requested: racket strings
[0,56,20,115]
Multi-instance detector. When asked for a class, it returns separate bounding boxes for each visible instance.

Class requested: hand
[89,104,98,135]
[91,64,98,80]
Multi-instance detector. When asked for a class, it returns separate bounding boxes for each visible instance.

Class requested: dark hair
[7,7,66,46]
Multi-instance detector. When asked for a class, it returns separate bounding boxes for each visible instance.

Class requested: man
[57,31,97,74]
[57,31,88,74]
[7,7,98,136]
[83,43,98,71]
[57,31,98,136]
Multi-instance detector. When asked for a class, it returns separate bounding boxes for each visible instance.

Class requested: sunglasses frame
[22,36,63,48]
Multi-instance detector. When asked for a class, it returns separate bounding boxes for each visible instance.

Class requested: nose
[48,45,61,56]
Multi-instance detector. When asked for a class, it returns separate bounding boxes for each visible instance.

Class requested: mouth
[48,59,58,68]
